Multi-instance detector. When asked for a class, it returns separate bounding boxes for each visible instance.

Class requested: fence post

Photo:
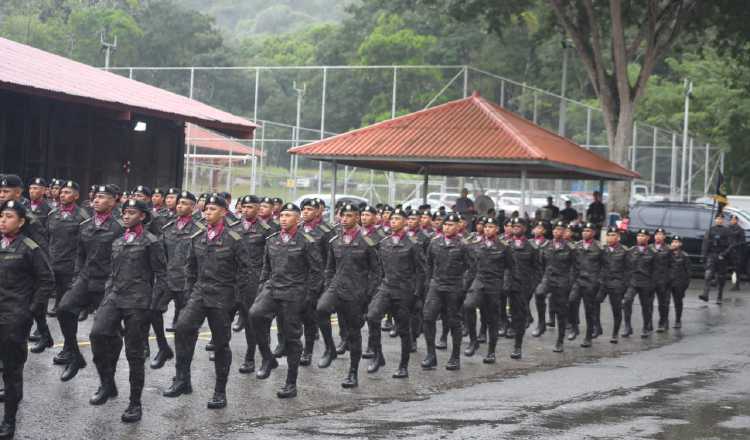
[670,132,677,200]
[704,143,710,195]
[251,67,260,194]
[651,127,657,195]
[319,67,327,195]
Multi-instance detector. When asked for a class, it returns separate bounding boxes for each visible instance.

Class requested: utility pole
[680,79,693,202]
[556,39,572,203]
[100,30,117,70]
[291,81,306,200]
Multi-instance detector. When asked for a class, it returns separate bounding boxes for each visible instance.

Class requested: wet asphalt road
[8,280,750,439]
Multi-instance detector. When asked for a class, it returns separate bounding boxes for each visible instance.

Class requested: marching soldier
[49,179,62,209]
[598,227,630,343]
[624,229,655,338]
[565,223,582,341]
[366,207,425,378]
[298,199,336,366]
[149,188,170,233]
[699,213,732,304]
[651,228,673,332]
[81,185,97,216]
[28,177,52,227]
[317,204,381,388]
[361,205,387,360]
[164,195,250,409]
[258,197,280,232]
[535,221,576,353]
[44,181,89,349]
[530,221,550,337]
[0,201,55,439]
[669,236,690,328]
[505,217,537,358]
[728,215,745,291]
[231,195,274,374]
[149,191,203,369]
[571,222,603,347]
[463,217,512,362]
[250,203,322,398]
[55,185,124,381]
[88,199,167,423]
[422,213,471,371]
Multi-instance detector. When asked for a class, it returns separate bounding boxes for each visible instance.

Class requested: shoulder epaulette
[162,219,176,230]
[328,235,339,244]
[227,230,241,240]
[227,219,240,227]
[260,221,271,230]
[319,224,331,233]
[80,217,92,225]
[190,229,203,239]
[23,237,39,249]
[195,222,205,230]
[431,235,441,241]
[408,235,418,244]
[378,235,390,244]
[79,208,90,220]
[303,233,316,243]
[363,235,375,246]
[566,242,576,250]
[144,231,159,243]
[49,208,59,216]
[266,231,280,240]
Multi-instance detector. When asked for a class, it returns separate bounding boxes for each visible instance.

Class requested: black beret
[95,185,118,197]
[418,204,431,211]
[29,177,47,187]
[153,188,163,195]
[51,179,63,188]
[121,190,131,197]
[123,199,150,214]
[339,203,359,214]
[62,180,80,191]
[166,187,180,195]
[89,185,97,192]
[133,185,152,197]
[205,196,228,209]
[1,200,26,218]
[0,175,22,188]
[505,218,513,226]
[419,208,432,216]
[485,217,499,225]
[281,203,300,213]
[431,212,441,220]
[391,208,408,218]
[198,192,210,201]
[582,222,596,230]
[672,235,683,241]
[177,191,196,203]
[240,195,260,205]
[510,217,527,226]
[314,197,326,207]
[260,197,274,205]
[361,205,378,214]
[407,209,420,218]
[382,205,394,212]
[637,228,650,236]
[444,213,461,223]
[568,223,582,232]
[553,220,567,229]
[654,227,667,234]
[218,191,231,200]
[272,197,283,204]
[301,198,320,209]
[606,226,620,234]
[476,216,487,225]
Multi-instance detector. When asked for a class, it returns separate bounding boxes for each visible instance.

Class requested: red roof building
[186,124,263,156]
[290,92,638,181]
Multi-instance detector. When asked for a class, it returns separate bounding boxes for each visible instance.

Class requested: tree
[428,0,733,212]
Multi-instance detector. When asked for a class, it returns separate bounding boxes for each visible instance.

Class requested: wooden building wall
[0,89,184,192]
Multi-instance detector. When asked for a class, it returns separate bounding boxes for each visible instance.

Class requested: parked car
[294,193,369,217]
[623,201,750,277]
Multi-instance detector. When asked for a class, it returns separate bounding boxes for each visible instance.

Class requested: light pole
[100,30,117,70]
[680,79,693,202]
[291,81,306,200]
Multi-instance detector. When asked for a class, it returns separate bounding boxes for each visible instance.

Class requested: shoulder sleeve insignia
[190,230,203,239]
[319,224,331,233]
[328,235,339,244]
[408,235,418,244]
[23,237,39,249]
[80,217,93,225]
[363,235,375,246]
[304,233,316,243]
[228,230,241,240]
[162,219,176,230]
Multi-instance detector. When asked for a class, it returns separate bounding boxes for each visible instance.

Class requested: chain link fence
[111,65,722,212]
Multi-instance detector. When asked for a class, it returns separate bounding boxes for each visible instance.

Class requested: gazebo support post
[520,168,527,217]
[423,172,429,204]
[331,160,338,223]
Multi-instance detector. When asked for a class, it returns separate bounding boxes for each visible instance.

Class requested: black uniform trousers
[317,290,365,370]
[53,271,74,308]
[625,286,654,332]
[250,291,304,385]
[654,282,671,326]
[150,289,186,352]
[704,254,728,299]
[57,278,105,358]
[579,285,599,340]
[670,283,688,324]
[367,289,413,366]
[423,284,463,357]
[598,286,625,336]
[174,297,232,393]
[90,301,149,403]
[539,286,569,343]
[0,317,32,423]
[462,285,500,352]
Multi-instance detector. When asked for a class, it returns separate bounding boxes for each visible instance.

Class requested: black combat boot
[163,370,193,397]
[121,402,142,423]
[445,331,461,371]
[393,337,410,378]
[255,357,279,380]
[341,368,358,388]
[367,349,385,374]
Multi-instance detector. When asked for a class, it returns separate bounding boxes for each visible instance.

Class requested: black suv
[623,202,750,276]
